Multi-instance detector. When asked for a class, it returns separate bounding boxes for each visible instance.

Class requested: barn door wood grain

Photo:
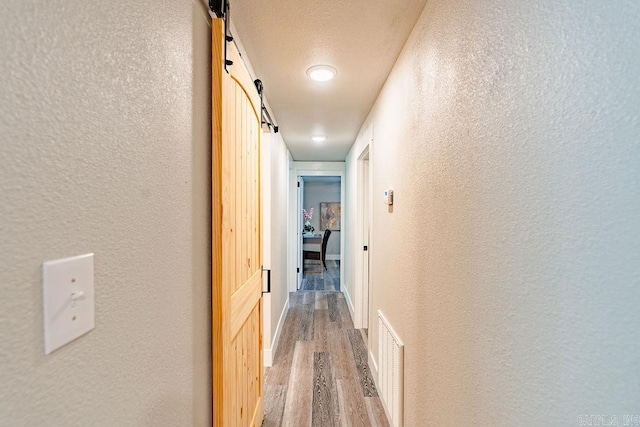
[212,18,263,427]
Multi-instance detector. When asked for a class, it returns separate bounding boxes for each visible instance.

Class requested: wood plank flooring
[301,260,340,291]
[263,262,388,426]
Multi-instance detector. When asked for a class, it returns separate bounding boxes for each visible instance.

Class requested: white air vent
[378,310,404,427]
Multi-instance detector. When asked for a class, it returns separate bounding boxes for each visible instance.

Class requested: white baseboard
[325,254,340,261]
[368,347,379,387]
[263,296,289,367]
[344,287,355,321]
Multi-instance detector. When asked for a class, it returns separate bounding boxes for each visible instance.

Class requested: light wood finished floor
[262,264,389,426]
[301,260,340,291]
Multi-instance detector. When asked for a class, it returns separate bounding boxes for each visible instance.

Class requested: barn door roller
[254,79,279,133]
[210,1,279,133]
[209,0,233,70]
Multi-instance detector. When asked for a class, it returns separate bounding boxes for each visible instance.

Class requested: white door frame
[288,161,346,293]
[353,142,372,329]
[359,150,371,329]
[296,176,305,289]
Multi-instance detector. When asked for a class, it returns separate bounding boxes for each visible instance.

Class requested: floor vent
[377,310,404,427]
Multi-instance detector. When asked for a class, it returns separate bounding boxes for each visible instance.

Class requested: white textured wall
[0,1,212,425]
[303,181,341,257]
[349,0,640,424]
[267,132,291,356]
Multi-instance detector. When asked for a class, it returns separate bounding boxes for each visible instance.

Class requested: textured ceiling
[230,0,428,161]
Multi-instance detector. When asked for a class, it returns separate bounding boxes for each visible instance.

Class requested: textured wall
[349,0,640,424]
[303,181,341,257]
[267,132,291,354]
[0,0,212,425]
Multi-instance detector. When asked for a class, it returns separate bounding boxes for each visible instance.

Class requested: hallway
[263,265,387,426]
[2,0,639,425]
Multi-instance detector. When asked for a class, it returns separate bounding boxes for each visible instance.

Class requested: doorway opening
[298,175,342,292]
[288,162,345,295]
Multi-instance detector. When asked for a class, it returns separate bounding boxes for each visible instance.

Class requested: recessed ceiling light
[311,135,327,142]
[306,65,337,82]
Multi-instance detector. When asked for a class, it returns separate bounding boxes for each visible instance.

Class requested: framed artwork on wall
[320,202,341,231]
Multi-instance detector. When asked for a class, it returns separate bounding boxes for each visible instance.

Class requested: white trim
[344,287,356,321]
[263,296,289,367]
[296,177,305,288]
[353,128,373,329]
[368,347,379,388]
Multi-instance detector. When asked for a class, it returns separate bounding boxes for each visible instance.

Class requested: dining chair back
[303,229,332,272]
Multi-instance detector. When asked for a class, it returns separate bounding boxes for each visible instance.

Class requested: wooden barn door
[212,18,263,427]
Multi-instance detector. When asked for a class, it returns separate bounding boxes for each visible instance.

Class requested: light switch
[384,189,394,205]
[43,253,95,354]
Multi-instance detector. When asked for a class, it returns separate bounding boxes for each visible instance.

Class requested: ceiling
[229,0,428,161]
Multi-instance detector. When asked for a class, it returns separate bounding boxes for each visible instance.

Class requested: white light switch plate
[43,253,95,354]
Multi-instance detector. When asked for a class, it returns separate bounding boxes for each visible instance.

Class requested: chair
[303,229,332,272]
